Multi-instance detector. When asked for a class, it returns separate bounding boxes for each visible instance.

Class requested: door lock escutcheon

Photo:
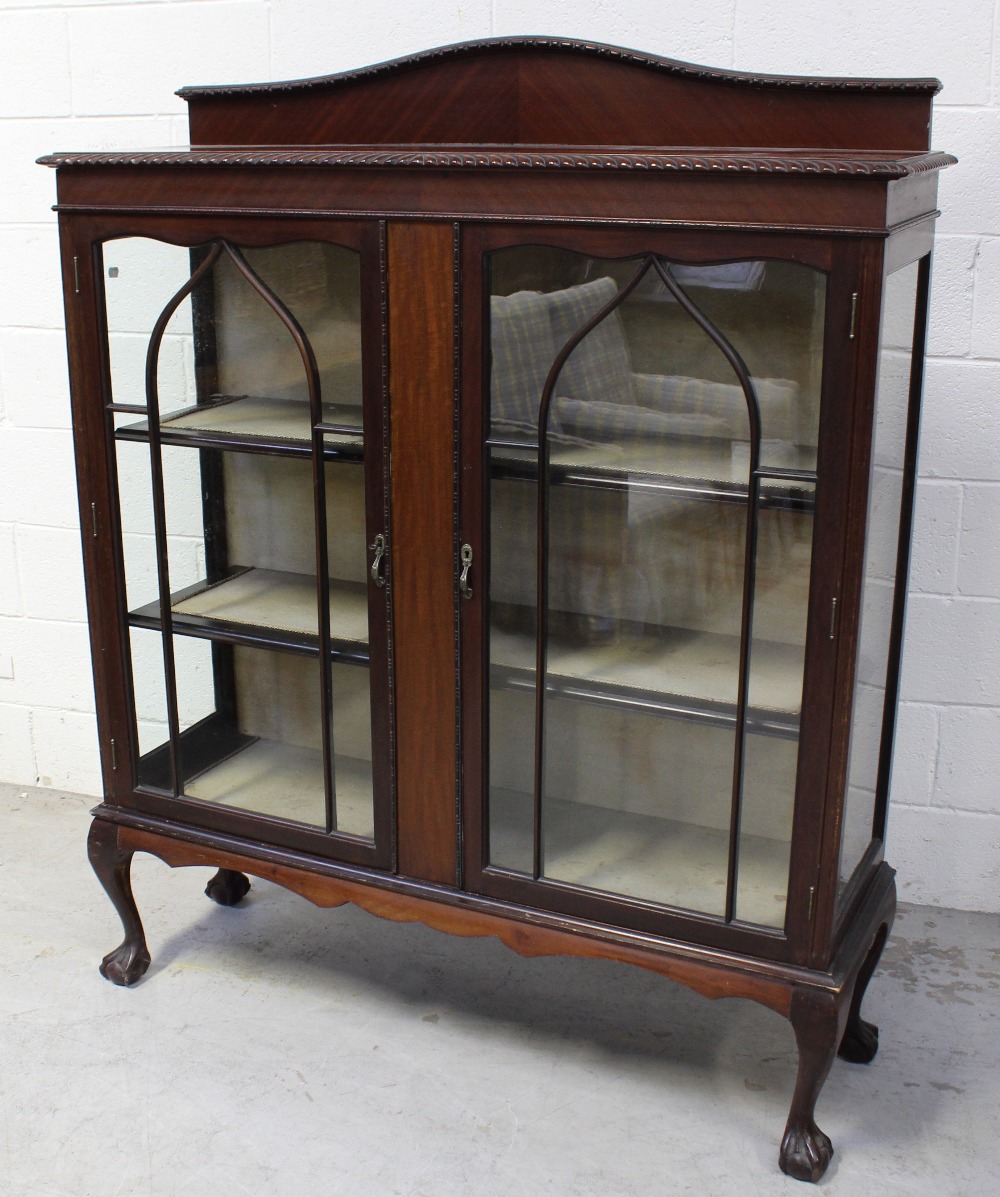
[369,533,387,587]
[459,543,474,598]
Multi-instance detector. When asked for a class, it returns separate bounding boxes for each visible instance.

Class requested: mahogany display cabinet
[41,38,954,1182]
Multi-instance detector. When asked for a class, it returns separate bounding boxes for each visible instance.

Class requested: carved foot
[838,1016,879,1064]
[100,940,152,987]
[88,819,151,988]
[780,1121,834,1183]
[205,868,251,907]
[780,989,841,1183]
[838,923,888,1064]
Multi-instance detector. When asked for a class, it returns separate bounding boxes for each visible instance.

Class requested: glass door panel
[108,233,386,858]
[839,259,923,897]
[484,246,823,930]
[329,660,376,839]
[104,239,197,418]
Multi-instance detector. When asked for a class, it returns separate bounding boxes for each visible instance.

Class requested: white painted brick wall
[1,0,997,911]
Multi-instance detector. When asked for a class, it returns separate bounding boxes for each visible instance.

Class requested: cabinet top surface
[39,38,954,167]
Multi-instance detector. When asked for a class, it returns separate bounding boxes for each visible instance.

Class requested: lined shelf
[114,393,365,457]
[129,567,370,660]
[490,624,803,737]
[186,740,375,840]
[489,788,790,929]
[137,712,375,839]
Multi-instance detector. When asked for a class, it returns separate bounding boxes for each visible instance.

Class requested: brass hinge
[849,292,858,340]
[829,596,838,640]
[91,502,98,538]
[807,885,816,921]
[110,738,118,771]
[73,256,81,295]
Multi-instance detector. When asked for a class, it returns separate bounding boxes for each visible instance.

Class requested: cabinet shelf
[490,624,802,737]
[186,739,374,837]
[129,567,370,661]
[488,437,816,510]
[115,394,365,458]
[490,789,790,928]
[137,711,375,838]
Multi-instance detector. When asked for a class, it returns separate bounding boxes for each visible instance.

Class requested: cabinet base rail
[88,808,894,1184]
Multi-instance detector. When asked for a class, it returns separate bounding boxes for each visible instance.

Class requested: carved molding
[38,148,957,178]
[174,36,943,99]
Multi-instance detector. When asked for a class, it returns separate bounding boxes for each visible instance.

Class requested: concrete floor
[1,783,997,1196]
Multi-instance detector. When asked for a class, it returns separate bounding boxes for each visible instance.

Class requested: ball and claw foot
[205,868,251,907]
[99,940,152,987]
[780,1120,834,1183]
[838,1017,879,1064]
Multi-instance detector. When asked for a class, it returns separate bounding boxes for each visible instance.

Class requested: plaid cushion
[490,289,558,433]
[547,276,635,409]
[554,397,729,444]
[633,373,799,442]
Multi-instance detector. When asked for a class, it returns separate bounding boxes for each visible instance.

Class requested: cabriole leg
[838,923,888,1064]
[205,868,251,906]
[779,989,842,1183]
[87,819,151,987]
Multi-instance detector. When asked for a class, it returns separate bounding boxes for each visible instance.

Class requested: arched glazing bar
[651,258,762,926]
[142,241,224,800]
[143,240,339,831]
[530,253,768,925]
[531,254,654,882]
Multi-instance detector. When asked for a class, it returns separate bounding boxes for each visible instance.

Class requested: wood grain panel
[181,40,936,153]
[388,221,457,885]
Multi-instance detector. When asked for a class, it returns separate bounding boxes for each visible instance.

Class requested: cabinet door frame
[61,211,395,870]
[458,221,862,965]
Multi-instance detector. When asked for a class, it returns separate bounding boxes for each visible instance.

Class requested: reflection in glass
[486,247,822,927]
[839,261,921,894]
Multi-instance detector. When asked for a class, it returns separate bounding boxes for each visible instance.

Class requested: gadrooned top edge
[36,148,958,176]
[174,36,944,100]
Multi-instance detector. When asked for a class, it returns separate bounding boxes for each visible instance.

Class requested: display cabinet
[41,38,953,1181]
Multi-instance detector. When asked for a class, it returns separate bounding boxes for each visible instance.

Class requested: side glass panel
[486,247,823,929]
[108,236,381,848]
[839,260,921,895]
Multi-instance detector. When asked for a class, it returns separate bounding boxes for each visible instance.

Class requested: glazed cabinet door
[78,219,392,869]
[459,226,848,956]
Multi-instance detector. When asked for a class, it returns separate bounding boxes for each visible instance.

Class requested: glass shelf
[489,624,802,736]
[114,394,365,457]
[488,437,817,509]
[129,567,370,660]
